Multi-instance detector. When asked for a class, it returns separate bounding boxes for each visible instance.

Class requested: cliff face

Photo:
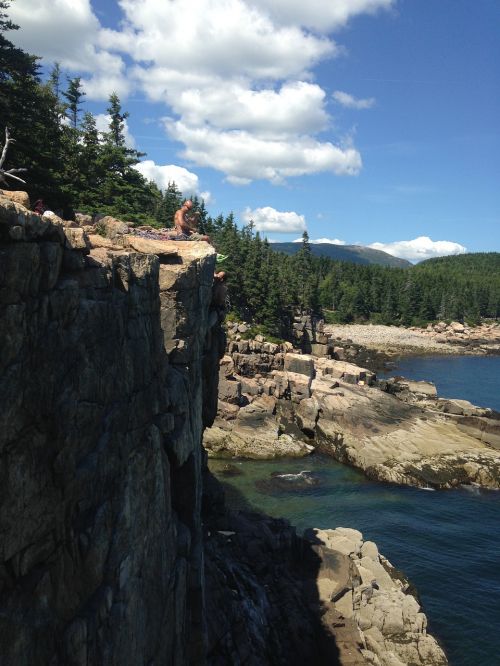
[0,195,223,664]
[0,195,448,666]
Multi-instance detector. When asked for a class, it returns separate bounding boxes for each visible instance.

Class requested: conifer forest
[1,0,498,338]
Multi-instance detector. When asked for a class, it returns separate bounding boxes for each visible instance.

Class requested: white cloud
[95,114,136,148]
[369,236,467,262]
[311,237,346,245]
[165,119,362,184]
[166,81,329,138]
[8,0,392,182]
[292,237,345,244]
[333,90,376,109]
[242,207,306,233]
[102,0,335,80]
[251,0,395,32]
[8,0,130,100]
[133,160,211,201]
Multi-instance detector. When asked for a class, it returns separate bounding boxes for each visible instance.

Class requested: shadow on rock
[203,469,342,665]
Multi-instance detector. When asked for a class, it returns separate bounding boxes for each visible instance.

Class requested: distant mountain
[270,242,412,268]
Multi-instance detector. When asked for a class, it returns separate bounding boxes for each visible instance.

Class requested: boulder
[286,371,312,402]
[98,215,130,240]
[240,376,261,396]
[74,212,93,226]
[333,346,346,361]
[217,400,240,422]
[0,190,30,208]
[63,227,91,253]
[219,355,235,379]
[284,353,315,378]
[310,343,329,357]
[295,397,320,434]
[218,377,241,405]
[450,321,465,333]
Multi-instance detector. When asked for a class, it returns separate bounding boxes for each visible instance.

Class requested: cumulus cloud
[333,91,376,109]
[94,114,136,148]
[8,0,130,100]
[133,160,211,201]
[165,81,329,138]
[8,0,394,182]
[102,0,335,81]
[251,0,395,32]
[165,119,362,184]
[369,236,467,262]
[242,207,306,233]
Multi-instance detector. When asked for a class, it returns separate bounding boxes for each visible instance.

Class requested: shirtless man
[173,200,210,242]
[172,200,226,282]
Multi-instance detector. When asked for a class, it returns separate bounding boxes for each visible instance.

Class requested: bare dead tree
[0,127,27,186]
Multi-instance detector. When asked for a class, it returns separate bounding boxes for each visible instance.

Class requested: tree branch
[0,127,28,185]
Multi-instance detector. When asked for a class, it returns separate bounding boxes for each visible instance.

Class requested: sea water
[210,355,500,666]
[382,354,500,412]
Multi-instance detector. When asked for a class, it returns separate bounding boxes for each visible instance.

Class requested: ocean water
[210,355,500,666]
[382,354,500,412]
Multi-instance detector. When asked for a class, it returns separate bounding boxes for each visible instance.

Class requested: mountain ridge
[270,242,412,268]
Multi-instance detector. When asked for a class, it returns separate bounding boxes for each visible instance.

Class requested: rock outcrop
[309,528,447,666]
[207,327,500,489]
[0,194,223,664]
[0,194,450,665]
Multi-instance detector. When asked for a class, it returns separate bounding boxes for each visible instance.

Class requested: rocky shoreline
[204,327,500,489]
[325,322,500,356]
[309,527,448,666]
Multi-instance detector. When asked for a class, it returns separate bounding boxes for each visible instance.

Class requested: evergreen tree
[63,76,85,129]
[160,181,183,227]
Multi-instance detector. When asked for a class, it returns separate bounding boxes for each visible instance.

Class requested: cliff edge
[0,194,223,664]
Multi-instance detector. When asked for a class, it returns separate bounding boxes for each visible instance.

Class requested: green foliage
[0,3,497,338]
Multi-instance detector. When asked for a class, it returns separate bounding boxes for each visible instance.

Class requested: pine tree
[160,181,183,227]
[63,76,85,129]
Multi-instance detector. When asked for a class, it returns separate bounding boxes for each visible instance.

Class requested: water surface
[211,355,500,666]
[382,354,500,411]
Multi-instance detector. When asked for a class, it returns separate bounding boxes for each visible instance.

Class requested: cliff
[0,194,448,665]
[0,194,223,663]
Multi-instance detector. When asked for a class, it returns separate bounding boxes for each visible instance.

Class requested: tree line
[202,216,500,335]
[1,1,497,336]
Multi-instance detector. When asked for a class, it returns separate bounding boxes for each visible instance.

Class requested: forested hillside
[205,220,500,333]
[1,1,497,338]
[270,242,411,268]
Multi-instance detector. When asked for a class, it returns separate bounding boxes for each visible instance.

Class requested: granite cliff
[0,194,448,665]
[0,193,226,663]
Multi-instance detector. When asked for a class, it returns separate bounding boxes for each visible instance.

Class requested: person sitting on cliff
[171,200,211,242]
[171,200,228,285]
[33,199,45,215]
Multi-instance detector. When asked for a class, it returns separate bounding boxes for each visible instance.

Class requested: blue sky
[7,0,500,261]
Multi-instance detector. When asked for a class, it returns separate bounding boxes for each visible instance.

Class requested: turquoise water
[211,355,500,666]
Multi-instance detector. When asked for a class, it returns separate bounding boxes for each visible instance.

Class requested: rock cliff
[0,194,223,664]
[0,194,449,665]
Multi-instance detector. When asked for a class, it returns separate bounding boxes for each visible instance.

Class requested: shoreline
[324,322,500,357]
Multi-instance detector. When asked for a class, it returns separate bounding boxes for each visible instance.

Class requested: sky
[6,0,500,262]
